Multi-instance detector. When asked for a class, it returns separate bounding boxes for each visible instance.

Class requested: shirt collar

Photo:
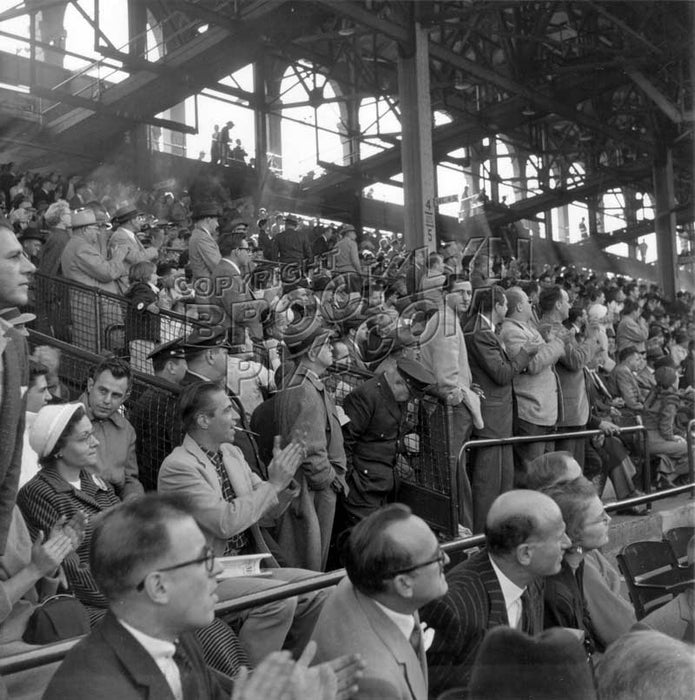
[80,392,126,428]
[372,600,416,641]
[117,618,177,661]
[478,313,494,329]
[489,554,526,608]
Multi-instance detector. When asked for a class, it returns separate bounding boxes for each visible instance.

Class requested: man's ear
[144,572,169,604]
[86,377,94,393]
[516,542,532,567]
[392,574,414,600]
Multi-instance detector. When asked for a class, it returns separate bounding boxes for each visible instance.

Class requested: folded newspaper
[217,553,273,579]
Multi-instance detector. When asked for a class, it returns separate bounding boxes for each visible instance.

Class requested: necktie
[409,622,422,656]
[520,589,532,633]
[174,642,196,700]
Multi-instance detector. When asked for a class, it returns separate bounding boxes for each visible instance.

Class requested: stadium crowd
[0,164,693,699]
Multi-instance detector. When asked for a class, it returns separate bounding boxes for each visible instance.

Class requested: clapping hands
[231,642,364,700]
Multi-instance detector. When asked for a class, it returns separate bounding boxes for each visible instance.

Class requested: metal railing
[456,425,651,528]
[1,483,692,676]
[33,272,205,362]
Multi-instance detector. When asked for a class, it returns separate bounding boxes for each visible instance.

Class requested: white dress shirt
[489,555,527,628]
[118,618,183,700]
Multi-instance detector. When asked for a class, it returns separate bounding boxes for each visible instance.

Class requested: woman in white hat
[16,404,251,676]
[17,403,120,624]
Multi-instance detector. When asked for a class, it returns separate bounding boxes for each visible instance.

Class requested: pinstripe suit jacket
[421,549,543,696]
[16,468,120,609]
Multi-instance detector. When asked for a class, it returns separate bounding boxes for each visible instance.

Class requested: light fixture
[338,24,355,37]
[522,105,536,116]
[454,77,467,91]
[197,24,209,33]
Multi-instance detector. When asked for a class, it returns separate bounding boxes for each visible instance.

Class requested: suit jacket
[498,318,564,426]
[539,316,594,427]
[188,226,221,288]
[421,549,543,696]
[60,234,126,293]
[311,578,428,700]
[180,371,263,475]
[208,258,264,345]
[158,434,295,559]
[0,323,27,554]
[44,611,226,700]
[464,314,530,438]
[108,226,158,293]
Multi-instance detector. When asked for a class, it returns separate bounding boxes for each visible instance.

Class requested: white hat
[29,403,84,459]
[587,303,608,321]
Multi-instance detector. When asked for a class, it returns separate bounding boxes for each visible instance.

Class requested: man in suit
[209,231,264,347]
[499,286,565,484]
[273,215,312,286]
[0,218,34,553]
[179,326,263,476]
[312,503,449,700]
[464,285,537,532]
[189,203,222,295]
[158,381,327,665]
[538,285,598,465]
[108,204,160,294]
[43,494,231,700]
[421,489,571,696]
[341,358,435,528]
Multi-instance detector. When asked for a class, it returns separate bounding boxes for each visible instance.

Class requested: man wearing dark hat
[0,215,35,553]
[340,357,434,528]
[179,326,263,475]
[109,204,160,293]
[422,489,571,696]
[189,203,221,292]
[275,325,348,571]
[272,214,312,285]
[128,339,187,491]
[19,226,45,267]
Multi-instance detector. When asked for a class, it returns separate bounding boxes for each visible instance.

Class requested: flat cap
[396,357,435,391]
[284,215,298,226]
[147,337,187,361]
[181,325,230,355]
[192,202,221,219]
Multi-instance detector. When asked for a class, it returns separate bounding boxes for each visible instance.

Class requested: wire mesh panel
[34,273,206,367]
[28,330,181,492]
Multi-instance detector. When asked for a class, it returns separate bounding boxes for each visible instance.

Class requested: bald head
[505,286,531,321]
[485,490,564,558]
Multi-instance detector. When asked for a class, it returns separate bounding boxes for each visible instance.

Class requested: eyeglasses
[68,429,97,444]
[385,548,447,577]
[135,546,216,591]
